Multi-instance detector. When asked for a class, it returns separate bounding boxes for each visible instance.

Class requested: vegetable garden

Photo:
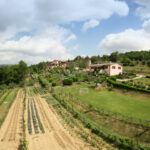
[27,98,45,134]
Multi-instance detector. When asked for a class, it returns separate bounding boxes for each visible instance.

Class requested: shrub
[108,84,113,91]
[38,76,48,88]
[146,76,150,78]
[27,79,35,86]
[52,82,56,87]
[48,78,53,83]
[19,81,25,87]
[73,112,79,118]
[63,78,73,85]
[110,76,117,81]
[71,77,78,82]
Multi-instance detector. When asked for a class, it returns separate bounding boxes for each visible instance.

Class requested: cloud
[35,0,129,31]
[35,0,129,24]
[0,0,129,64]
[142,19,150,32]
[98,20,150,53]
[64,34,77,43]
[82,19,99,32]
[134,0,150,19]
[0,26,73,64]
[0,0,33,31]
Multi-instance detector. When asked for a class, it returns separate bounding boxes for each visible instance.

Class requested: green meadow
[55,83,150,120]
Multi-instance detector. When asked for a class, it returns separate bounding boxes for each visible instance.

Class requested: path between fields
[0,90,24,150]
[117,74,145,82]
[26,94,93,150]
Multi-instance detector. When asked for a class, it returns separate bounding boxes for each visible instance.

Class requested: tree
[74,56,83,61]
[0,61,28,86]
[121,58,131,66]
[91,56,99,64]
[79,61,88,69]
[18,60,28,81]
[109,52,118,62]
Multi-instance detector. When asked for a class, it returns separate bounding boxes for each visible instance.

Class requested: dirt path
[117,74,145,82]
[0,89,24,150]
[26,94,92,150]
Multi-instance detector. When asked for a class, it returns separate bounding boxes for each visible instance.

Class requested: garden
[51,82,150,149]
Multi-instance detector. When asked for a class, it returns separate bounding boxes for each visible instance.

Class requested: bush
[63,78,73,85]
[110,76,117,81]
[48,78,53,82]
[108,84,113,91]
[71,77,78,82]
[19,81,25,87]
[38,76,49,88]
[52,82,56,87]
[146,76,150,78]
[27,79,35,86]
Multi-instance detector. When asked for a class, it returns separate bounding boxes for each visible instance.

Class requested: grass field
[53,83,150,147]
[54,83,150,120]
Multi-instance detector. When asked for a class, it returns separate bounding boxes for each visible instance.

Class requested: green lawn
[55,83,150,120]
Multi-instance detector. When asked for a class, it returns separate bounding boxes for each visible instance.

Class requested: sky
[0,0,150,64]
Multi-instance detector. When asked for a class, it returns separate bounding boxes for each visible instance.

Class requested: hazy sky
[0,0,150,64]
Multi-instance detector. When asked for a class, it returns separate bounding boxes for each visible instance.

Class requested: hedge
[107,79,150,94]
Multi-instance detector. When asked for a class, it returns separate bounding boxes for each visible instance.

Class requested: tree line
[74,50,150,67]
[0,61,28,87]
[0,50,149,87]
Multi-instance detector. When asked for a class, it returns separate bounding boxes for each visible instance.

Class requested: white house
[88,63,123,76]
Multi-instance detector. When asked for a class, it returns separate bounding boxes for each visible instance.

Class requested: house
[87,62,123,76]
[47,60,68,70]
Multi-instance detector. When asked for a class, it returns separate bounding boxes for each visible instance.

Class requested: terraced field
[0,89,24,150]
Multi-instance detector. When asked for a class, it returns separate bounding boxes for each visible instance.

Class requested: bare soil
[0,90,24,150]
[26,94,92,150]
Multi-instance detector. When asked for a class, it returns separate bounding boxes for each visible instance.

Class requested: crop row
[27,99,32,134]
[30,99,39,134]
[33,99,45,133]
[33,86,46,95]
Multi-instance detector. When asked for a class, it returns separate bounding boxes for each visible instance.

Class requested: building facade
[88,63,123,76]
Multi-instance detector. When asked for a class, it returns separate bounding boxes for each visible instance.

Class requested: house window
[112,66,115,69]
[118,67,121,69]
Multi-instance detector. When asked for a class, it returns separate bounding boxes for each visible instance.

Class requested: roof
[89,63,122,68]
